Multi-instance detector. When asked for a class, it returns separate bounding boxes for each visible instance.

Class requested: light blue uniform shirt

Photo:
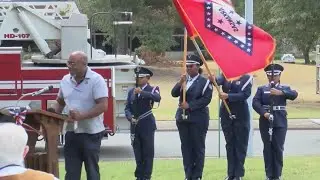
[58,67,108,134]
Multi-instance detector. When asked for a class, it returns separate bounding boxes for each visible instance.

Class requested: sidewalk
[156,119,320,131]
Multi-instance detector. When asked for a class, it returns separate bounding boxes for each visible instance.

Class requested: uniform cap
[134,67,153,78]
[186,54,203,66]
[264,63,284,76]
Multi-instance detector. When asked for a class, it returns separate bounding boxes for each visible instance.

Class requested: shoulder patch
[151,86,160,94]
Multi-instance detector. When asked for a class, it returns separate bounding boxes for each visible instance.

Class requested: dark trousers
[260,125,287,178]
[133,130,155,179]
[176,122,208,180]
[221,121,250,177]
[64,131,104,180]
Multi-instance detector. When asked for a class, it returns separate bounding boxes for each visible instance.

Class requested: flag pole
[245,0,254,157]
[182,28,188,119]
[190,37,235,119]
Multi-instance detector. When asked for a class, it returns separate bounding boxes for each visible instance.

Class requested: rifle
[130,67,140,145]
[268,63,275,142]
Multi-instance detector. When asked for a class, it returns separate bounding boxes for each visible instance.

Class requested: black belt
[263,105,286,111]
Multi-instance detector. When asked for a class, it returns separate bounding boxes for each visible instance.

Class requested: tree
[133,3,179,54]
[232,0,245,17]
[76,0,179,56]
[266,0,320,64]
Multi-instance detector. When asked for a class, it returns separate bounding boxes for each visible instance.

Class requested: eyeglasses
[66,61,76,66]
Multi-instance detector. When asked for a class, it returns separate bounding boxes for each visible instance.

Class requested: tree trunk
[303,48,310,64]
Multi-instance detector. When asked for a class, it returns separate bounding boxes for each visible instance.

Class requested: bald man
[52,51,108,180]
[0,122,59,180]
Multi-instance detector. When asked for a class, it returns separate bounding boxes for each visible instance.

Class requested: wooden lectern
[23,109,67,178]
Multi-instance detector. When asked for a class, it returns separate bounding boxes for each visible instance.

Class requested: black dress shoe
[225,176,234,180]
[233,177,242,180]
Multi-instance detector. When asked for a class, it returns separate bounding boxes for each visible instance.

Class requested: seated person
[0,120,59,180]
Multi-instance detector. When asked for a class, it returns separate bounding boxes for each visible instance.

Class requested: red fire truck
[0,1,140,139]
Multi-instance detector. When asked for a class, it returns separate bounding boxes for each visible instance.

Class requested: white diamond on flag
[204,0,253,55]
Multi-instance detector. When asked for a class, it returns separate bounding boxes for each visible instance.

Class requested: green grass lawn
[151,60,320,120]
[153,96,320,120]
[58,156,320,180]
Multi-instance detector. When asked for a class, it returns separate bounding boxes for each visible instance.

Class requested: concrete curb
[311,119,320,125]
[155,119,320,131]
[156,128,320,132]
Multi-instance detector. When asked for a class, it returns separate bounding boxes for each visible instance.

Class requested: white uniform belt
[263,105,286,111]
[136,110,152,121]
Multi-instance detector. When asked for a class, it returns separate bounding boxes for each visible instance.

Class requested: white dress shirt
[138,83,148,97]
[186,74,200,91]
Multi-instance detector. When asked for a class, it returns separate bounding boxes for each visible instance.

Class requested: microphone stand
[8,86,54,137]
[6,92,42,136]
[15,92,33,107]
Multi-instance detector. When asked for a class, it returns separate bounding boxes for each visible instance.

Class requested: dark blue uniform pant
[176,122,208,179]
[64,131,104,180]
[221,120,250,177]
[133,130,155,179]
[260,125,287,178]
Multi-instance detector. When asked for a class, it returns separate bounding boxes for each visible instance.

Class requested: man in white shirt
[52,51,108,180]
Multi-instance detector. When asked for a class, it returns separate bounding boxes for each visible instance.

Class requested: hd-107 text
[4,33,31,39]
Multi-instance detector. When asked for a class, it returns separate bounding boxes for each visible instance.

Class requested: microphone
[32,85,54,96]
[270,81,275,88]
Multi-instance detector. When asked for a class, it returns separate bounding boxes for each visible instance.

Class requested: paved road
[34,130,320,161]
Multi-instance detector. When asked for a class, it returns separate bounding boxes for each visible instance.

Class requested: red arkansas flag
[173,0,276,79]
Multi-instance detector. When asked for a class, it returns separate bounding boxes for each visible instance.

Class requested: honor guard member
[252,64,298,180]
[209,73,253,180]
[124,67,161,180]
[171,54,213,180]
